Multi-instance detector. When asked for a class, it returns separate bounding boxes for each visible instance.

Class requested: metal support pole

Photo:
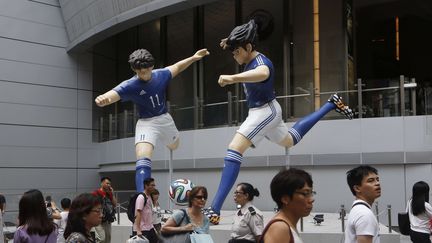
[387,205,392,233]
[99,116,104,142]
[228,91,232,126]
[285,147,290,169]
[375,202,380,224]
[400,75,405,116]
[340,204,346,232]
[300,217,304,232]
[167,101,171,113]
[357,78,363,118]
[411,78,416,116]
[116,191,120,225]
[168,149,173,210]
[194,97,199,129]
[123,110,128,138]
[109,114,113,139]
[133,104,138,123]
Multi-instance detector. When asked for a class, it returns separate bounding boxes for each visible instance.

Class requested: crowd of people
[1,165,432,243]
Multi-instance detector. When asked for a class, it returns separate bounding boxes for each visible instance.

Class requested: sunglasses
[194,196,207,200]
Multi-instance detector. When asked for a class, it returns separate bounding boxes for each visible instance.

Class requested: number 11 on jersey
[149,94,161,108]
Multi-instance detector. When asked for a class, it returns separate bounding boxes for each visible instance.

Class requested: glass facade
[92,0,432,142]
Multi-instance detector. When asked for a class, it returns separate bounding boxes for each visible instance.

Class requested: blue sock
[288,101,335,145]
[211,149,242,213]
[135,158,151,192]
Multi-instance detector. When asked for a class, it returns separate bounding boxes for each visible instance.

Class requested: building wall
[0,0,98,221]
[99,116,432,225]
[58,0,220,52]
[1,0,431,228]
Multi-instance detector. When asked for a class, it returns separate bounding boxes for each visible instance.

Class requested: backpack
[101,196,116,223]
[127,192,147,223]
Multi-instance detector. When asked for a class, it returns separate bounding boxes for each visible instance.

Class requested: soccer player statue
[95,48,209,192]
[202,19,353,225]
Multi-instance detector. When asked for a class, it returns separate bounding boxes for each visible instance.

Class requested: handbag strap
[178,209,188,225]
[259,218,294,243]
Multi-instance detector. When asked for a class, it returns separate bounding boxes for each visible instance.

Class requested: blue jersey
[113,68,172,118]
[242,53,276,108]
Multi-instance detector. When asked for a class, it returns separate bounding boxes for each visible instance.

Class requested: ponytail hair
[411,181,430,215]
[237,182,260,201]
[247,9,274,41]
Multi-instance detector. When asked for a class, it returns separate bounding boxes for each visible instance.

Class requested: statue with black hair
[203,16,354,225]
[95,48,209,193]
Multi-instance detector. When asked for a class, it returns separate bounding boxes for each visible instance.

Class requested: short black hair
[61,198,71,209]
[270,168,313,209]
[346,165,378,196]
[143,177,155,187]
[101,176,111,183]
[128,49,155,70]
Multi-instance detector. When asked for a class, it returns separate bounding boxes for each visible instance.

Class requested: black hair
[18,189,56,236]
[188,186,208,207]
[346,165,378,196]
[0,194,5,211]
[270,168,313,209]
[226,19,258,52]
[411,181,430,216]
[100,176,111,183]
[225,10,274,52]
[64,193,102,240]
[247,9,274,41]
[128,49,155,70]
[237,182,260,201]
[144,177,155,187]
[61,198,71,209]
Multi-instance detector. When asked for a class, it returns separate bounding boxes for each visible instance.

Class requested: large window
[203,0,236,127]
[354,0,432,117]
[92,0,431,142]
[166,9,195,130]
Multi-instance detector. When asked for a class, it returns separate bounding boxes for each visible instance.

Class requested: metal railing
[97,75,427,142]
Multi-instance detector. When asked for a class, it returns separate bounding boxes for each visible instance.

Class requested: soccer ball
[169,179,195,206]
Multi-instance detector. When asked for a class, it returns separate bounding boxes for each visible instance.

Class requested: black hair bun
[247,9,274,41]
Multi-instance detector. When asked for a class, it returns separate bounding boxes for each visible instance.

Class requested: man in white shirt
[55,198,71,243]
[345,165,381,243]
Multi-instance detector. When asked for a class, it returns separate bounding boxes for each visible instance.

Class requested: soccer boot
[202,207,220,225]
[328,93,354,120]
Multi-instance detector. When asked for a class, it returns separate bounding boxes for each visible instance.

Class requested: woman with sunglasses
[260,168,315,243]
[64,193,103,243]
[161,186,210,235]
[229,182,263,243]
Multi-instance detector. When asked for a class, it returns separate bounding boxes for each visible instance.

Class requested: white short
[135,113,179,146]
[237,99,288,146]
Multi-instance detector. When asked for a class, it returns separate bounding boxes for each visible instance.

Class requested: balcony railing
[97,75,429,142]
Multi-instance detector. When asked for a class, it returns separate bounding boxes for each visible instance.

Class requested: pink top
[133,193,154,231]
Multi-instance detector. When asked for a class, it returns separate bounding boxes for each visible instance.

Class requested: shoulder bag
[159,209,191,243]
